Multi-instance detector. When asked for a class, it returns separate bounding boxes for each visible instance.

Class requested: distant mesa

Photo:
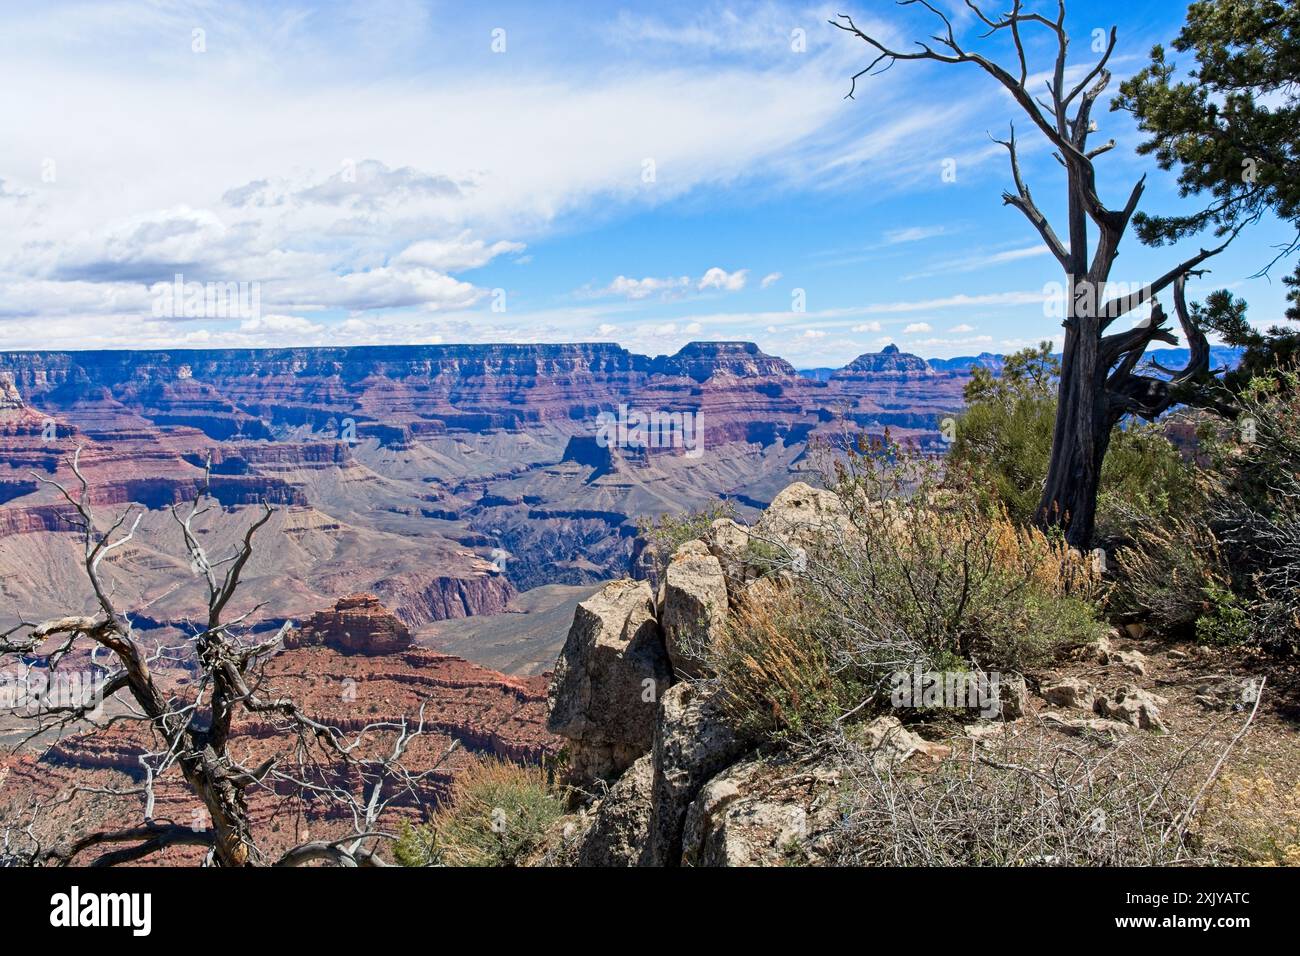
[927,352,1006,375]
[834,344,933,377]
[652,341,797,382]
[283,593,414,655]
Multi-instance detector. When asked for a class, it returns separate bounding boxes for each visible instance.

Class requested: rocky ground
[529,482,1300,867]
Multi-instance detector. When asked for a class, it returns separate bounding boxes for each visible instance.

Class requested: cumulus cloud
[902,322,932,334]
[697,267,748,292]
[334,266,483,311]
[597,275,692,300]
[590,266,749,301]
[51,206,230,283]
[851,321,883,333]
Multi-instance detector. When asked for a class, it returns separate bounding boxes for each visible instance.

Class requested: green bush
[392,758,563,867]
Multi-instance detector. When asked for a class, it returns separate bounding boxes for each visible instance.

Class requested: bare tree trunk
[1040,315,1117,548]
[834,3,1239,552]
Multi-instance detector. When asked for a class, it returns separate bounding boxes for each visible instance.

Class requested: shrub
[1113,513,1230,637]
[948,343,1058,524]
[714,585,855,741]
[711,438,1107,741]
[635,500,736,586]
[825,724,1230,866]
[392,757,563,867]
[1207,368,1300,653]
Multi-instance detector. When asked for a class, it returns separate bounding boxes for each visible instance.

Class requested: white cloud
[598,275,692,300]
[240,313,324,335]
[334,266,484,311]
[396,233,525,271]
[698,267,748,292]
[851,321,883,333]
[760,271,782,289]
[948,323,975,333]
[589,266,749,301]
[882,225,947,245]
[902,322,932,334]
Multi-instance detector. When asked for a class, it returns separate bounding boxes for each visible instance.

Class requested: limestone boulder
[1094,684,1168,733]
[1041,677,1095,710]
[682,757,841,867]
[859,715,951,768]
[752,482,852,554]
[1194,677,1261,712]
[1040,711,1132,739]
[660,540,730,677]
[707,517,752,585]
[547,579,673,786]
[647,681,751,866]
[575,755,654,867]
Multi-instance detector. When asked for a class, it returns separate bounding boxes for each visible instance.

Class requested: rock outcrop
[283,593,413,655]
[647,682,751,866]
[752,481,852,550]
[660,540,729,676]
[543,479,963,866]
[0,373,22,410]
[574,755,655,867]
[547,580,673,787]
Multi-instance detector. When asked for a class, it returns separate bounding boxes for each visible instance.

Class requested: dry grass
[1201,771,1300,866]
[988,513,1103,600]
[825,724,1229,866]
[714,585,849,740]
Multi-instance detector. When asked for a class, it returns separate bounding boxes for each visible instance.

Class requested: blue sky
[0,0,1292,365]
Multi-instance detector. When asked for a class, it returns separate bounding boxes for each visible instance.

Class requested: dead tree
[833,1,1242,546]
[0,449,440,866]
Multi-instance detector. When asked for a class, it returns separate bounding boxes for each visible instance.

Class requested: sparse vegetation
[710,438,1106,742]
[951,343,1205,543]
[393,757,563,867]
[635,500,736,587]
[827,726,1231,867]
[1203,771,1300,866]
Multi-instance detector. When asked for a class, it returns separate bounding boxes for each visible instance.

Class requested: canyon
[0,339,970,631]
[0,339,973,858]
